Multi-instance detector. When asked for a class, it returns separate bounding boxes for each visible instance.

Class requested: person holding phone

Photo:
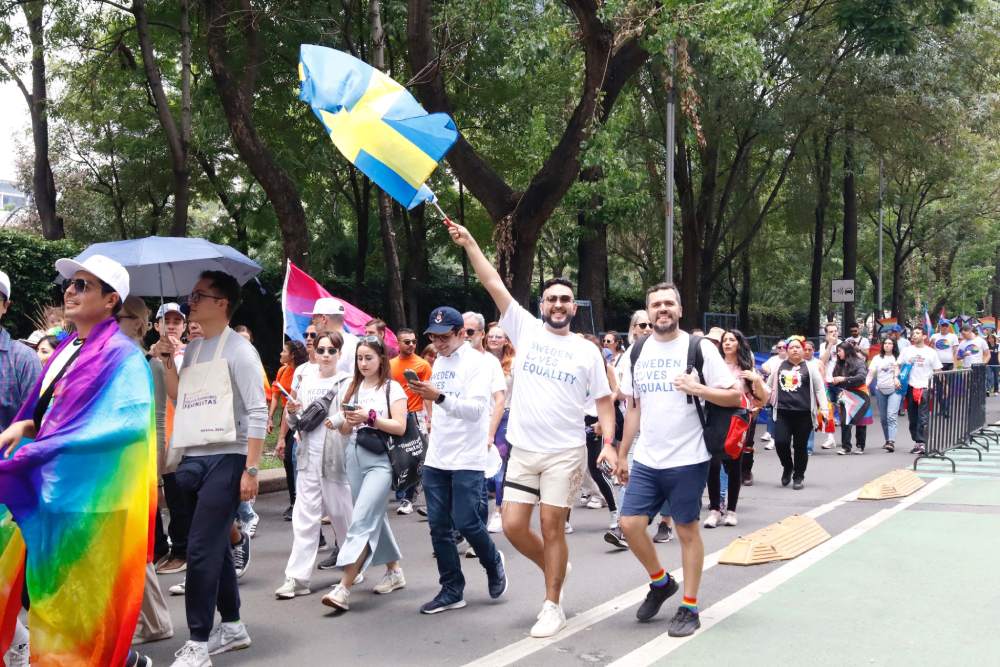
[389,328,433,515]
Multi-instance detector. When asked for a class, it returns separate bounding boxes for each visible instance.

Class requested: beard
[652,316,677,335]
[542,311,573,330]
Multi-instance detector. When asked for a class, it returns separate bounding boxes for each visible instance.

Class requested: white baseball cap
[0,269,9,300]
[55,254,130,301]
[156,302,186,320]
[306,297,345,316]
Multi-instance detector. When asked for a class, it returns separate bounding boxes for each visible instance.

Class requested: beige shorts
[503,445,586,508]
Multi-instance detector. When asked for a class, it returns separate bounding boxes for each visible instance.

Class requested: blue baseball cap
[425,306,464,335]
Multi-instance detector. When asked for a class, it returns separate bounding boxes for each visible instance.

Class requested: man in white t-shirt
[845,322,871,356]
[601,283,739,638]
[308,297,359,375]
[956,325,988,368]
[930,321,958,370]
[447,221,614,639]
[898,328,942,453]
[406,306,507,615]
[817,323,842,449]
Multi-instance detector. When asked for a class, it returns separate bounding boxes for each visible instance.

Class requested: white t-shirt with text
[930,332,958,365]
[899,345,942,389]
[957,336,988,367]
[424,344,492,471]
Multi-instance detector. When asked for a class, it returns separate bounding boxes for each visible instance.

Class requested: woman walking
[704,330,769,527]
[272,340,308,520]
[866,338,901,452]
[986,332,999,396]
[485,324,514,533]
[276,333,354,599]
[322,336,408,612]
[770,337,829,489]
[830,341,872,454]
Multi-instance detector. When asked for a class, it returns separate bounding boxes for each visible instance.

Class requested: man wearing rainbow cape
[0,254,156,666]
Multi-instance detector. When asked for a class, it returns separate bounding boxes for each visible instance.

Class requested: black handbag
[355,426,390,454]
[290,379,345,434]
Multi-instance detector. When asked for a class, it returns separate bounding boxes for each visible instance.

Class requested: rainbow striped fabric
[0,317,155,666]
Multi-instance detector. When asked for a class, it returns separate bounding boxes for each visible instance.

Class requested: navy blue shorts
[621,460,710,525]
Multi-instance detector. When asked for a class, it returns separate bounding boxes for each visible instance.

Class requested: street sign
[831,279,855,303]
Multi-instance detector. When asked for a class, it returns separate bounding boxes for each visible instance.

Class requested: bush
[0,231,82,339]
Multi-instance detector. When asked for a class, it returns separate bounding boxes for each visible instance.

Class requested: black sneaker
[792,478,804,490]
[416,506,428,517]
[781,470,792,487]
[319,533,327,550]
[653,522,673,543]
[232,531,251,579]
[667,606,701,637]
[283,506,294,521]
[317,546,340,570]
[604,527,628,549]
[420,595,467,614]
[636,577,679,622]
[488,551,508,599]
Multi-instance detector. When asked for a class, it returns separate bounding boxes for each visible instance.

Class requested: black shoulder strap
[686,334,708,427]
[33,343,84,431]
[629,335,650,398]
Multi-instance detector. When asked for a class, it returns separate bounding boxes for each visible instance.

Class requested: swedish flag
[299,44,458,209]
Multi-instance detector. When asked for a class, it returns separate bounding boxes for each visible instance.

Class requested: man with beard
[447,221,614,639]
[600,283,739,638]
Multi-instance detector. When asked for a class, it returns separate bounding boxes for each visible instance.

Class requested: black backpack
[629,334,740,456]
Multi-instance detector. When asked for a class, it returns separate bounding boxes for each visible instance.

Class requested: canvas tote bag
[172,327,237,449]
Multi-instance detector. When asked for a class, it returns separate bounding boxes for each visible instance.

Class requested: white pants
[284,456,353,583]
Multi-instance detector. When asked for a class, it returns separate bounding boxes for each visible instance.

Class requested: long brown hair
[344,335,391,403]
[487,322,515,375]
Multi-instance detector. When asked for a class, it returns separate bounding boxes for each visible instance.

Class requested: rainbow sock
[650,569,670,588]
[681,596,698,613]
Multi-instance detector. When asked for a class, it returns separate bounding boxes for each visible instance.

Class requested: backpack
[630,334,750,458]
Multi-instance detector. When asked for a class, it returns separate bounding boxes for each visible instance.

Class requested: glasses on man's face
[635,322,651,330]
[189,290,225,304]
[400,339,417,346]
[304,331,318,339]
[315,346,339,356]
[62,278,93,294]
[465,328,480,337]
[543,295,574,305]
[116,314,138,322]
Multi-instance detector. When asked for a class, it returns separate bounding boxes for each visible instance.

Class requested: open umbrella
[69,236,262,296]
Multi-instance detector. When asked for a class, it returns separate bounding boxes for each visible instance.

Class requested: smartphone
[598,460,615,478]
[342,402,361,412]
[403,369,421,384]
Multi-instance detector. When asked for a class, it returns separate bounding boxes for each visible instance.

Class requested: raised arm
[447,221,513,314]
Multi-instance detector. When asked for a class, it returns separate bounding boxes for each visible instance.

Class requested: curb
[259,467,288,495]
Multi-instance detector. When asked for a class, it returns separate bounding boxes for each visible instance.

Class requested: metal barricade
[915,366,988,472]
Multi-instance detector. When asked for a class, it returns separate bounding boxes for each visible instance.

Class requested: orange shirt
[390,353,433,413]
[273,364,295,406]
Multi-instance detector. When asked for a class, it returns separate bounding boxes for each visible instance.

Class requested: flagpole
[429,197,453,226]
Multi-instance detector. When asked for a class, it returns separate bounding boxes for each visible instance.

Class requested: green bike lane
[638,476,1000,666]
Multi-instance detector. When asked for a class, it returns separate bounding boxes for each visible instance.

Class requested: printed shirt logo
[779,367,802,392]
[934,338,951,350]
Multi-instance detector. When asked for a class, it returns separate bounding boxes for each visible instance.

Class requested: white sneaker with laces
[4,642,29,667]
[703,509,722,529]
[530,601,567,638]
[275,577,310,599]
[170,640,211,667]
[608,510,619,530]
[821,435,836,449]
[322,583,350,610]
[564,521,574,534]
[487,511,503,534]
[245,513,260,538]
[396,500,414,515]
[724,511,738,527]
[373,568,406,594]
[586,495,604,509]
[206,621,251,656]
[169,580,186,596]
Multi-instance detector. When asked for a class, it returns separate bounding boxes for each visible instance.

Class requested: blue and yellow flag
[299,44,458,209]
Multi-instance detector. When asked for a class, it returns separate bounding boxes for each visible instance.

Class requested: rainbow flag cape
[298,44,458,209]
[0,318,156,666]
[282,260,399,353]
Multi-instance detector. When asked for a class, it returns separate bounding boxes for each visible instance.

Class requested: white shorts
[503,445,586,508]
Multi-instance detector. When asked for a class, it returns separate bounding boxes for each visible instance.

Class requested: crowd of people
[1,227,998,666]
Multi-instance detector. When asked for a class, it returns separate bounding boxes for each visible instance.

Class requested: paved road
[142,399,1000,666]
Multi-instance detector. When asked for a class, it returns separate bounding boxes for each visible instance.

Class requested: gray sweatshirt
[178,327,269,457]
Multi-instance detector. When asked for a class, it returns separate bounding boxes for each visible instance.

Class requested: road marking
[607,477,952,667]
[462,485,865,667]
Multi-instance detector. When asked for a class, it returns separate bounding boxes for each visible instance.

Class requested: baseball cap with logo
[0,269,10,300]
[54,254,130,301]
[424,306,464,335]
[306,297,346,317]
[156,302,186,320]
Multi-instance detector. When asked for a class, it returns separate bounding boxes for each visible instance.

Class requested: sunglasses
[486,334,506,341]
[62,278,93,294]
[465,328,480,337]
[315,346,340,356]
[399,339,417,345]
[543,295,574,304]
[635,322,651,330]
[304,332,318,339]
[360,335,384,346]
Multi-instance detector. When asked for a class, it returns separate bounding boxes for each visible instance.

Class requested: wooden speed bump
[719,515,831,566]
[857,469,925,500]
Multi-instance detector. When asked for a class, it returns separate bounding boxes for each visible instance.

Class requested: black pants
[282,430,296,506]
[841,424,867,452]
[774,409,812,481]
[907,388,930,444]
[707,453,742,512]
[742,416,757,480]
[176,453,245,642]
[162,472,191,559]
[154,503,170,562]
[585,424,616,511]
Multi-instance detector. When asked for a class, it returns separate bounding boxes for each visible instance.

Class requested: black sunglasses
[399,339,417,345]
[62,278,92,294]
[304,332,318,339]
[465,328,479,337]
[315,346,340,356]
[360,334,384,347]
[543,295,574,304]
[635,322,651,330]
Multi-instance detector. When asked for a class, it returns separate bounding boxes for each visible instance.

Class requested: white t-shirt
[819,340,841,381]
[619,332,735,470]
[337,331,360,375]
[344,379,407,443]
[291,361,318,394]
[899,345,942,389]
[761,354,783,378]
[930,332,958,365]
[499,302,611,453]
[868,355,899,393]
[424,344,493,471]
[846,335,870,354]
[295,371,347,454]
[895,336,911,351]
[957,336,988,367]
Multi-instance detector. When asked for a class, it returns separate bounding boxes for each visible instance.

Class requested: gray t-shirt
[178,328,268,456]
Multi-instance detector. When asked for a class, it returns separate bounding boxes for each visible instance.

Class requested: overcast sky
[0,80,27,182]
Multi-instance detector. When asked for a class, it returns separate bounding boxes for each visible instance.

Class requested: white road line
[608,477,952,667]
[462,485,865,667]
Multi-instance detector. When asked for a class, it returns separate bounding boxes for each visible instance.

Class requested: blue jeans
[423,466,501,600]
[873,390,901,442]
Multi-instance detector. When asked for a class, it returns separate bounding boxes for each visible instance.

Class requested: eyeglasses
[486,334,506,341]
[315,346,340,356]
[399,339,417,346]
[465,328,480,337]
[62,278,93,294]
[116,314,138,322]
[360,335,383,346]
[603,338,615,344]
[189,290,226,304]
[543,295,574,305]
[635,322,651,330]
[304,332,318,339]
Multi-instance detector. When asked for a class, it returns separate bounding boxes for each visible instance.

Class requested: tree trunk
[204,0,308,267]
[842,123,858,326]
[992,245,1000,317]
[348,166,371,296]
[576,166,607,329]
[808,131,834,335]
[403,203,428,328]
[738,252,751,330]
[675,131,701,328]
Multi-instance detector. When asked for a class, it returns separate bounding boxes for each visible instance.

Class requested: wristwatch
[435,393,446,405]
[245,466,259,477]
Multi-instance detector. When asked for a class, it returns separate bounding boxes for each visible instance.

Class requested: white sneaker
[245,513,260,538]
[487,511,503,533]
[373,568,406,594]
[760,433,773,443]
[821,435,836,449]
[564,521,574,534]
[764,442,775,450]
[465,545,477,559]
[703,509,722,529]
[275,577,310,599]
[530,600,567,638]
[169,579,186,596]
[4,642,29,667]
[322,583,350,610]
[206,621,251,656]
[724,511,738,527]
[396,500,414,515]
[171,640,211,667]
[608,510,620,530]
[586,495,604,509]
